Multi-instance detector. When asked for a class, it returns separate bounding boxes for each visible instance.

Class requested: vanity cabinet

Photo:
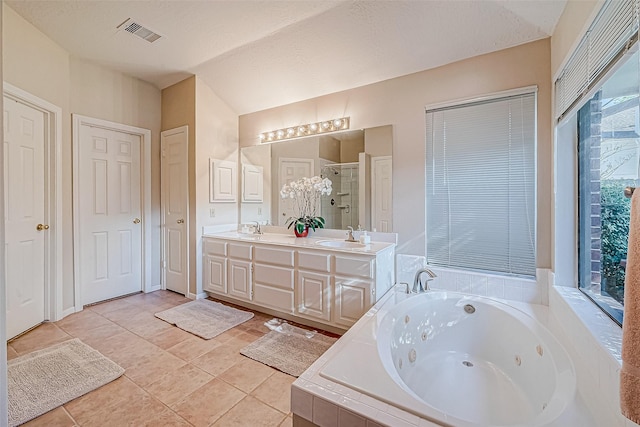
[202,235,395,330]
[253,246,295,313]
[227,243,253,301]
[203,239,227,294]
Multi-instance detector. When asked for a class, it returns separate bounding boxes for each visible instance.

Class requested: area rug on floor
[8,338,124,427]
[240,323,337,377]
[155,299,254,339]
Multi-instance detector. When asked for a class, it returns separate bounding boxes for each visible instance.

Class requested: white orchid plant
[280,175,332,234]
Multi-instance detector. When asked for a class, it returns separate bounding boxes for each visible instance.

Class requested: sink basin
[316,240,367,249]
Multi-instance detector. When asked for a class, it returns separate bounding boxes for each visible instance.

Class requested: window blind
[426,92,536,276]
[555,0,639,121]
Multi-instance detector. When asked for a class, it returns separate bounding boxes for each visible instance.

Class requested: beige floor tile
[65,376,166,426]
[55,309,113,336]
[124,347,187,388]
[21,407,75,427]
[145,364,214,406]
[125,311,175,338]
[70,322,128,347]
[168,335,224,361]
[137,408,193,426]
[87,297,134,315]
[212,395,286,427]
[190,343,245,376]
[172,378,246,427]
[251,370,295,414]
[6,344,19,360]
[221,332,259,352]
[279,415,293,427]
[22,291,309,427]
[90,330,160,369]
[9,323,72,355]
[146,326,193,350]
[218,357,275,393]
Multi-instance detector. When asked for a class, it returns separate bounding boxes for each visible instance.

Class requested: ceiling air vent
[117,18,162,43]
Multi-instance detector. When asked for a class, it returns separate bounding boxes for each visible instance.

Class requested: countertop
[203,230,395,255]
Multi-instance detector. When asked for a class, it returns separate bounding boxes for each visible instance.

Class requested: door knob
[177,219,184,224]
[36,224,49,231]
[133,218,141,224]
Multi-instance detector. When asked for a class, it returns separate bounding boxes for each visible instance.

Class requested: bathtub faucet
[412,268,437,293]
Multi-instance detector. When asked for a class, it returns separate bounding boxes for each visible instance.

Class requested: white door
[278,158,313,226]
[161,127,188,295]
[4,96,46,339]
[78,124,142,305]
[371,156,393,232]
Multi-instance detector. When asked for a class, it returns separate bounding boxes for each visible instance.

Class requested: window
[555,0,640,324]
[425,90,536,276]
[577,50,639,324]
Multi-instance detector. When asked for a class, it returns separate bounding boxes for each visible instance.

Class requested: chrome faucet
[253,221,262,235]
[412,268,437,293]
[345,226,357,242]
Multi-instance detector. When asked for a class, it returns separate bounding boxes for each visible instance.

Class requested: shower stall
[320,162,359,229]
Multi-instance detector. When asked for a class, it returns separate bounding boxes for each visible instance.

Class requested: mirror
[240,125,393,232]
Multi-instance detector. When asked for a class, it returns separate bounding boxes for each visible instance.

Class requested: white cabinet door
[296,270,331,322]
[335,277,373,327]
[228,259,252,301]
[203,255,226,294]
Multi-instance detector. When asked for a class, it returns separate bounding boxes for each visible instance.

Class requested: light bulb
[333,119,343,128]
[268,132,275,140]
[310,123,318,132]
[298,126,307,134]
[287,128,295,136]
[276,130,285,138]
[259,133,266,141]
[322,121,330,129]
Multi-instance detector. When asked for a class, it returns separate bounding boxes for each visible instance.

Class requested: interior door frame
[160,125,189,295]
[3,82,64,322]
[72,114,152,312]
[277,157,314,225]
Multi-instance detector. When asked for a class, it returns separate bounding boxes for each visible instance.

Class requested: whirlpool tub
[320,291,576,427]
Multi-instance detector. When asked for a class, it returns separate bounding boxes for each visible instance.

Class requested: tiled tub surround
[292,285,599,427]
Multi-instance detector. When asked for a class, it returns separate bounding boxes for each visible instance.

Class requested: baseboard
[148,284,161,292]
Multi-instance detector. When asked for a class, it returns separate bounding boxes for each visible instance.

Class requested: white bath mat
[155,299,254,339]
[8,338,124,427]
[240,323,337,377]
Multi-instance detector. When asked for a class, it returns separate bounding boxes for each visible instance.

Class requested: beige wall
[240,39,553,266]
[4,4,162,311]
[70,57,162,288]
[161,76,196,294]
[365,125,393,157]
[194,77,239,295]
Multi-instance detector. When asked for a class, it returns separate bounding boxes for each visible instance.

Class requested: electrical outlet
[209,208,215,217]
[257,207,262,216]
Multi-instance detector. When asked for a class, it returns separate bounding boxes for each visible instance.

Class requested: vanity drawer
[254,246,294,267]
[298,251,331,273]
[204,239,226,256]
[335,256,374,279]
[228,243,252,260]
[254,263,294,290]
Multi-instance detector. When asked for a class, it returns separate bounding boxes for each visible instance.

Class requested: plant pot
[294,227,309,237]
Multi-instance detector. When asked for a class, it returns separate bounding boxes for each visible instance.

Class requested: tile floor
[7,290,318,427]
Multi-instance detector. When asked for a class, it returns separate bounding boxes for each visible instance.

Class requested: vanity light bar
[259,117,350,143]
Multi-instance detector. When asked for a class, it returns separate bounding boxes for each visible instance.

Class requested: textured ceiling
[5,0,567,115]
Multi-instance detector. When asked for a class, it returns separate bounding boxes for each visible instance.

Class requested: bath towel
[621,188,640,423]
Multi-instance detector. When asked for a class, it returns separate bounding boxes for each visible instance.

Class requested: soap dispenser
[359,230,371,245]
